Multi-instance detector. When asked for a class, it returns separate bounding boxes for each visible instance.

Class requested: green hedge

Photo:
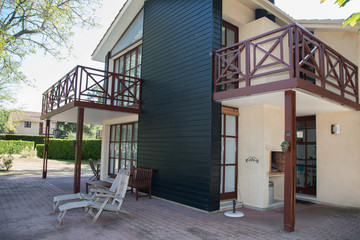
[0,134,53,147]
[0,140,34,154]
[36,139,101,160]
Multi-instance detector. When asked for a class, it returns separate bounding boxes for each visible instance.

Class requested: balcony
[40,65,141,122]
[214,23,359,112]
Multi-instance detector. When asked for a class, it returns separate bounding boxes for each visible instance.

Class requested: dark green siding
[139,0,222,211]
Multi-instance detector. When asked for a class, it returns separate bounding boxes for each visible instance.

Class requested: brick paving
[0,173,359,240]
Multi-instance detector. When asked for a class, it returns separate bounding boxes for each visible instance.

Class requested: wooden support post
[284,90,296,232]
[74,107,84,193]
[42,120,50,179]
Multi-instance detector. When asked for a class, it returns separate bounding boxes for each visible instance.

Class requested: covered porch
[40,65,141,193]
[214,22,359,232]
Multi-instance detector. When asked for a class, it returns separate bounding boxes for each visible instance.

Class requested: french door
[220,107,238,200]
[296,116,316,195]
[108,122,138,178]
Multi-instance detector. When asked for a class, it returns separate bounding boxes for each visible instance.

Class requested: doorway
[220,106,238,200]
[296,116,316,195]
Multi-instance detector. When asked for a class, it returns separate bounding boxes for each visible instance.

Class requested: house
[40,0,360,232]
[9,111,57,135]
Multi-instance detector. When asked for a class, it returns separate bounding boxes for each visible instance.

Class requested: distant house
[9,111,57,135]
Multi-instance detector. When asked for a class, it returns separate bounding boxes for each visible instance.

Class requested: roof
[9,111,41,123]
[91,0,144,62]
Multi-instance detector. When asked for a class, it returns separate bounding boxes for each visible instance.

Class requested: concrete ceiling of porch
[44,107,137,125]
[219,89,354,117]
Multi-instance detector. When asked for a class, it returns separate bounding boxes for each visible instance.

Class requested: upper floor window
[24,122,31,128]
[114,45,142,78]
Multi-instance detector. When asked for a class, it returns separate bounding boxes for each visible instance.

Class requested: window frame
[108,122,138,178]
[24,121,31,128]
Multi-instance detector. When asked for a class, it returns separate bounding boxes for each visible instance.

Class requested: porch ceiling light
[280,140,290,152]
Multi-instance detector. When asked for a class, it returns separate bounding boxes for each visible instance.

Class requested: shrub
[20,146,36,157]
[36,139,101,160]
[0,154,14,171]
[0,134,53,147]
[0,140,34,154]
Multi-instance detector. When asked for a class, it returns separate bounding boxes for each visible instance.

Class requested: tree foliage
[321,0,360,31]
[0,108,18,133]
[58,122,102,139]
[0,0,101,105]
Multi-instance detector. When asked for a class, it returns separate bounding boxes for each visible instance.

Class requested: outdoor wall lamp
[331,124,340,135]
[280,140,290,152]
[71,140,77,147]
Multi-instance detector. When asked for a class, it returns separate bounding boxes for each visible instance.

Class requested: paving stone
[0,173,359,240]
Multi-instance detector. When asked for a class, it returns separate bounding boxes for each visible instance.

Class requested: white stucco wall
[238,105,284,209]
[100,114,138,180]
[15,121,41,135]
[316,111,360,208]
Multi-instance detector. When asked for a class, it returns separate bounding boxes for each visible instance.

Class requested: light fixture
[331,124,340,135]
[280,140,290,152]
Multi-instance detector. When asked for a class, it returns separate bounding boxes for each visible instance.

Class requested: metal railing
[214,22,358,104]
[42,65,141,115]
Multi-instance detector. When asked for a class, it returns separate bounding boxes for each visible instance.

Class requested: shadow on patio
[0,158,359,239]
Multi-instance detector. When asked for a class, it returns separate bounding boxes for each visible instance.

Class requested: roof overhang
[298,19,360,32]
[91,0,144,63]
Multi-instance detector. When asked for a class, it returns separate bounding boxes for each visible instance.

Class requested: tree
[0,0,101,106]
[58,122,102,139]
[321,0,360,31]
[0,109,19,133]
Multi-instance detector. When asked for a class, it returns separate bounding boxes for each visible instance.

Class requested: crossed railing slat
[41,65,141,115]
[214,22,358,104]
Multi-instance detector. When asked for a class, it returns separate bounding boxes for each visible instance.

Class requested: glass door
[296,116,316,195]
[108,122,138,177]
[220,107,238,200]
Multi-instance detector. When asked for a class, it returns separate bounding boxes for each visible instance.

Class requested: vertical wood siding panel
[139,0,222,211]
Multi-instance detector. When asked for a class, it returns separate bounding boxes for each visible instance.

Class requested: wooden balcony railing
[214,22,359,107]
[41,65,141,115]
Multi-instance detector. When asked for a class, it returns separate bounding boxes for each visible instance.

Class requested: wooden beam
[74,108,84,193]
[42,119,50,179]
[284,90,296,232]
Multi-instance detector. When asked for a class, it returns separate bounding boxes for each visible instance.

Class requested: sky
[12,0,360,112]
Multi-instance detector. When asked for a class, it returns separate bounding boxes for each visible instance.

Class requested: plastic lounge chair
[89,159,100,180]
[57,169,130,224]
[52,171,122,213]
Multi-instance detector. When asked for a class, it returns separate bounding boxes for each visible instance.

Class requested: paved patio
[0,160,359,239]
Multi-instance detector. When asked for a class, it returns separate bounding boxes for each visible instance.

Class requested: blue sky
[14,0,360,112]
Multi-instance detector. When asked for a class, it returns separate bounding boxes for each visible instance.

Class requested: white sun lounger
[53,171,122,213]
[57,169,130,224]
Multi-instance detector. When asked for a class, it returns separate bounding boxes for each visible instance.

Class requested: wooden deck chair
[52,171,122,213]
[57,169,130,224]
[89,159,100,180]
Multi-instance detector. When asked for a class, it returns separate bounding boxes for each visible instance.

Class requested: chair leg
[53,201,60,213]
[136,189,138,201]
[149,186,151,199]
[58,210,67,225]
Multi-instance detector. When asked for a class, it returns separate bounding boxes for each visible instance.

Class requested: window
[108,122,138,177]
[113,45,142,78]
[221,21,239,91]
[24,122,31,128]
[113,45,142,106]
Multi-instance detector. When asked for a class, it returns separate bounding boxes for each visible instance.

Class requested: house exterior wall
[15,121,41,135]
[100,115,139,180]
[138,0,222,211]
[314,31,360,67]
[317,111,360,208]
[238,105,284,208]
